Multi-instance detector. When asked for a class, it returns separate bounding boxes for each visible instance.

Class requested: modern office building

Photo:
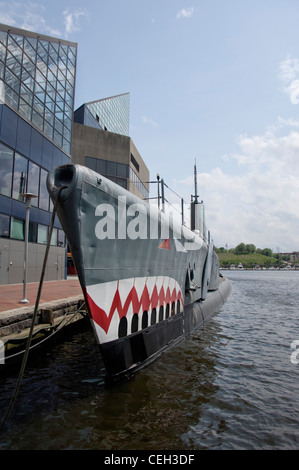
[72,96,149,200]
[0,24,77,284]
[0,24,150,286]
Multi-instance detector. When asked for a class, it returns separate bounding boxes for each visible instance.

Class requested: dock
[0,277,86,364]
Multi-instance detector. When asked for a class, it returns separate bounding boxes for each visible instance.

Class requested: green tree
[235,242,246,255]
[245,244,256,253]
[261,248,273,257]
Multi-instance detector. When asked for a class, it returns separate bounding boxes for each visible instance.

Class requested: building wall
[71,122,149,199]
[129,138,149,198]
[0,238,65,285]
[71,122,130,165]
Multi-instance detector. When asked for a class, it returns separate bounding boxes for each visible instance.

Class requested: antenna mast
[194,160,199,203]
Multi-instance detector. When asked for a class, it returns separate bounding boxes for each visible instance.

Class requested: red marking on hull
[84,281,183,334]
[158,238,171,250]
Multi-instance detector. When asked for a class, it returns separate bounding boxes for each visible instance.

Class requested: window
[32,108,44,131]
[5,83,19,108]
[107,161,116,176]
[57,229,65,247]
[96,159,107,174]
[5,67,20,94]
[0,213,10,238]
[39,168,49,210]
[131,153,139,172]
[29,221,37,243]
[37,224,48,244]
[20,82,33,104]
[27,161,39,206]
[12,153,27,200]
[129,167,148,199]
[115,178,127,189]
[116,162,129,178]
[19,98,32,121]
[50,228,57,246]
[85,156,96,171]
[0,143,13,197]
[11,217,24,240]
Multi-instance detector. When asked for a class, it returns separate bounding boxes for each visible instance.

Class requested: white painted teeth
[86,276,183,344]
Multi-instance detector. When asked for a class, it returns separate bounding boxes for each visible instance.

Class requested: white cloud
[284,80,299,105]
[279,55,299,82]
[176,7,194,19]
[142,115,158,128]
[0,2,88,39]
[0,1,61,36]
[63,8,88,36]
[177,119,299,252]
[279,55,299,104]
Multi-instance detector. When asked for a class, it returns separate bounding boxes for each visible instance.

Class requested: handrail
[143,177,188,226]
[143,176,208,239]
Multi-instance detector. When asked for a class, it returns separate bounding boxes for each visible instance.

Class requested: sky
[1,0,299,252]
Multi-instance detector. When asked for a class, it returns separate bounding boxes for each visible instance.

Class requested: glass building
[0,24,77,284]
[0,24,76,153]
[74,93,130,136]
[72,94,149,200]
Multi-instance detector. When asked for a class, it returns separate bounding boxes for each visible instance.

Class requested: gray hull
[47,164,230,382]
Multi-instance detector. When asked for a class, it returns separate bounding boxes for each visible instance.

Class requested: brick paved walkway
[0,276,82,313]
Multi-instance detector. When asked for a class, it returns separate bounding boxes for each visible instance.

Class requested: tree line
[216,243,274,257]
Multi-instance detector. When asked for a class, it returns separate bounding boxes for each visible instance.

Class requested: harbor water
[0,270,299,450]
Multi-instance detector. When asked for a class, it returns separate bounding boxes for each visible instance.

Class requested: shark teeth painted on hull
[84,276,184,343]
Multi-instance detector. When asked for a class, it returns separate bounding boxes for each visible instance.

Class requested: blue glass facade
[0,24,77,284]
[0,24,76,154]
[0,106,69,235]
[74,93,130,137]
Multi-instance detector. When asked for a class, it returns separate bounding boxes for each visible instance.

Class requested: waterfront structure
[72,96,149,200]
[0,24,77,284]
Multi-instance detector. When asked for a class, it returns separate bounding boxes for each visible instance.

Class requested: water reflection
[0,313,222,450]
[1,271,299,449]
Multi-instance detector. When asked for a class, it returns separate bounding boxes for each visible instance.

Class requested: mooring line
[3,301,86,362]
[0,185,66,431]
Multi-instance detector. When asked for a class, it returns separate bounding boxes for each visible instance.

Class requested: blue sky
[1,0,299,252]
